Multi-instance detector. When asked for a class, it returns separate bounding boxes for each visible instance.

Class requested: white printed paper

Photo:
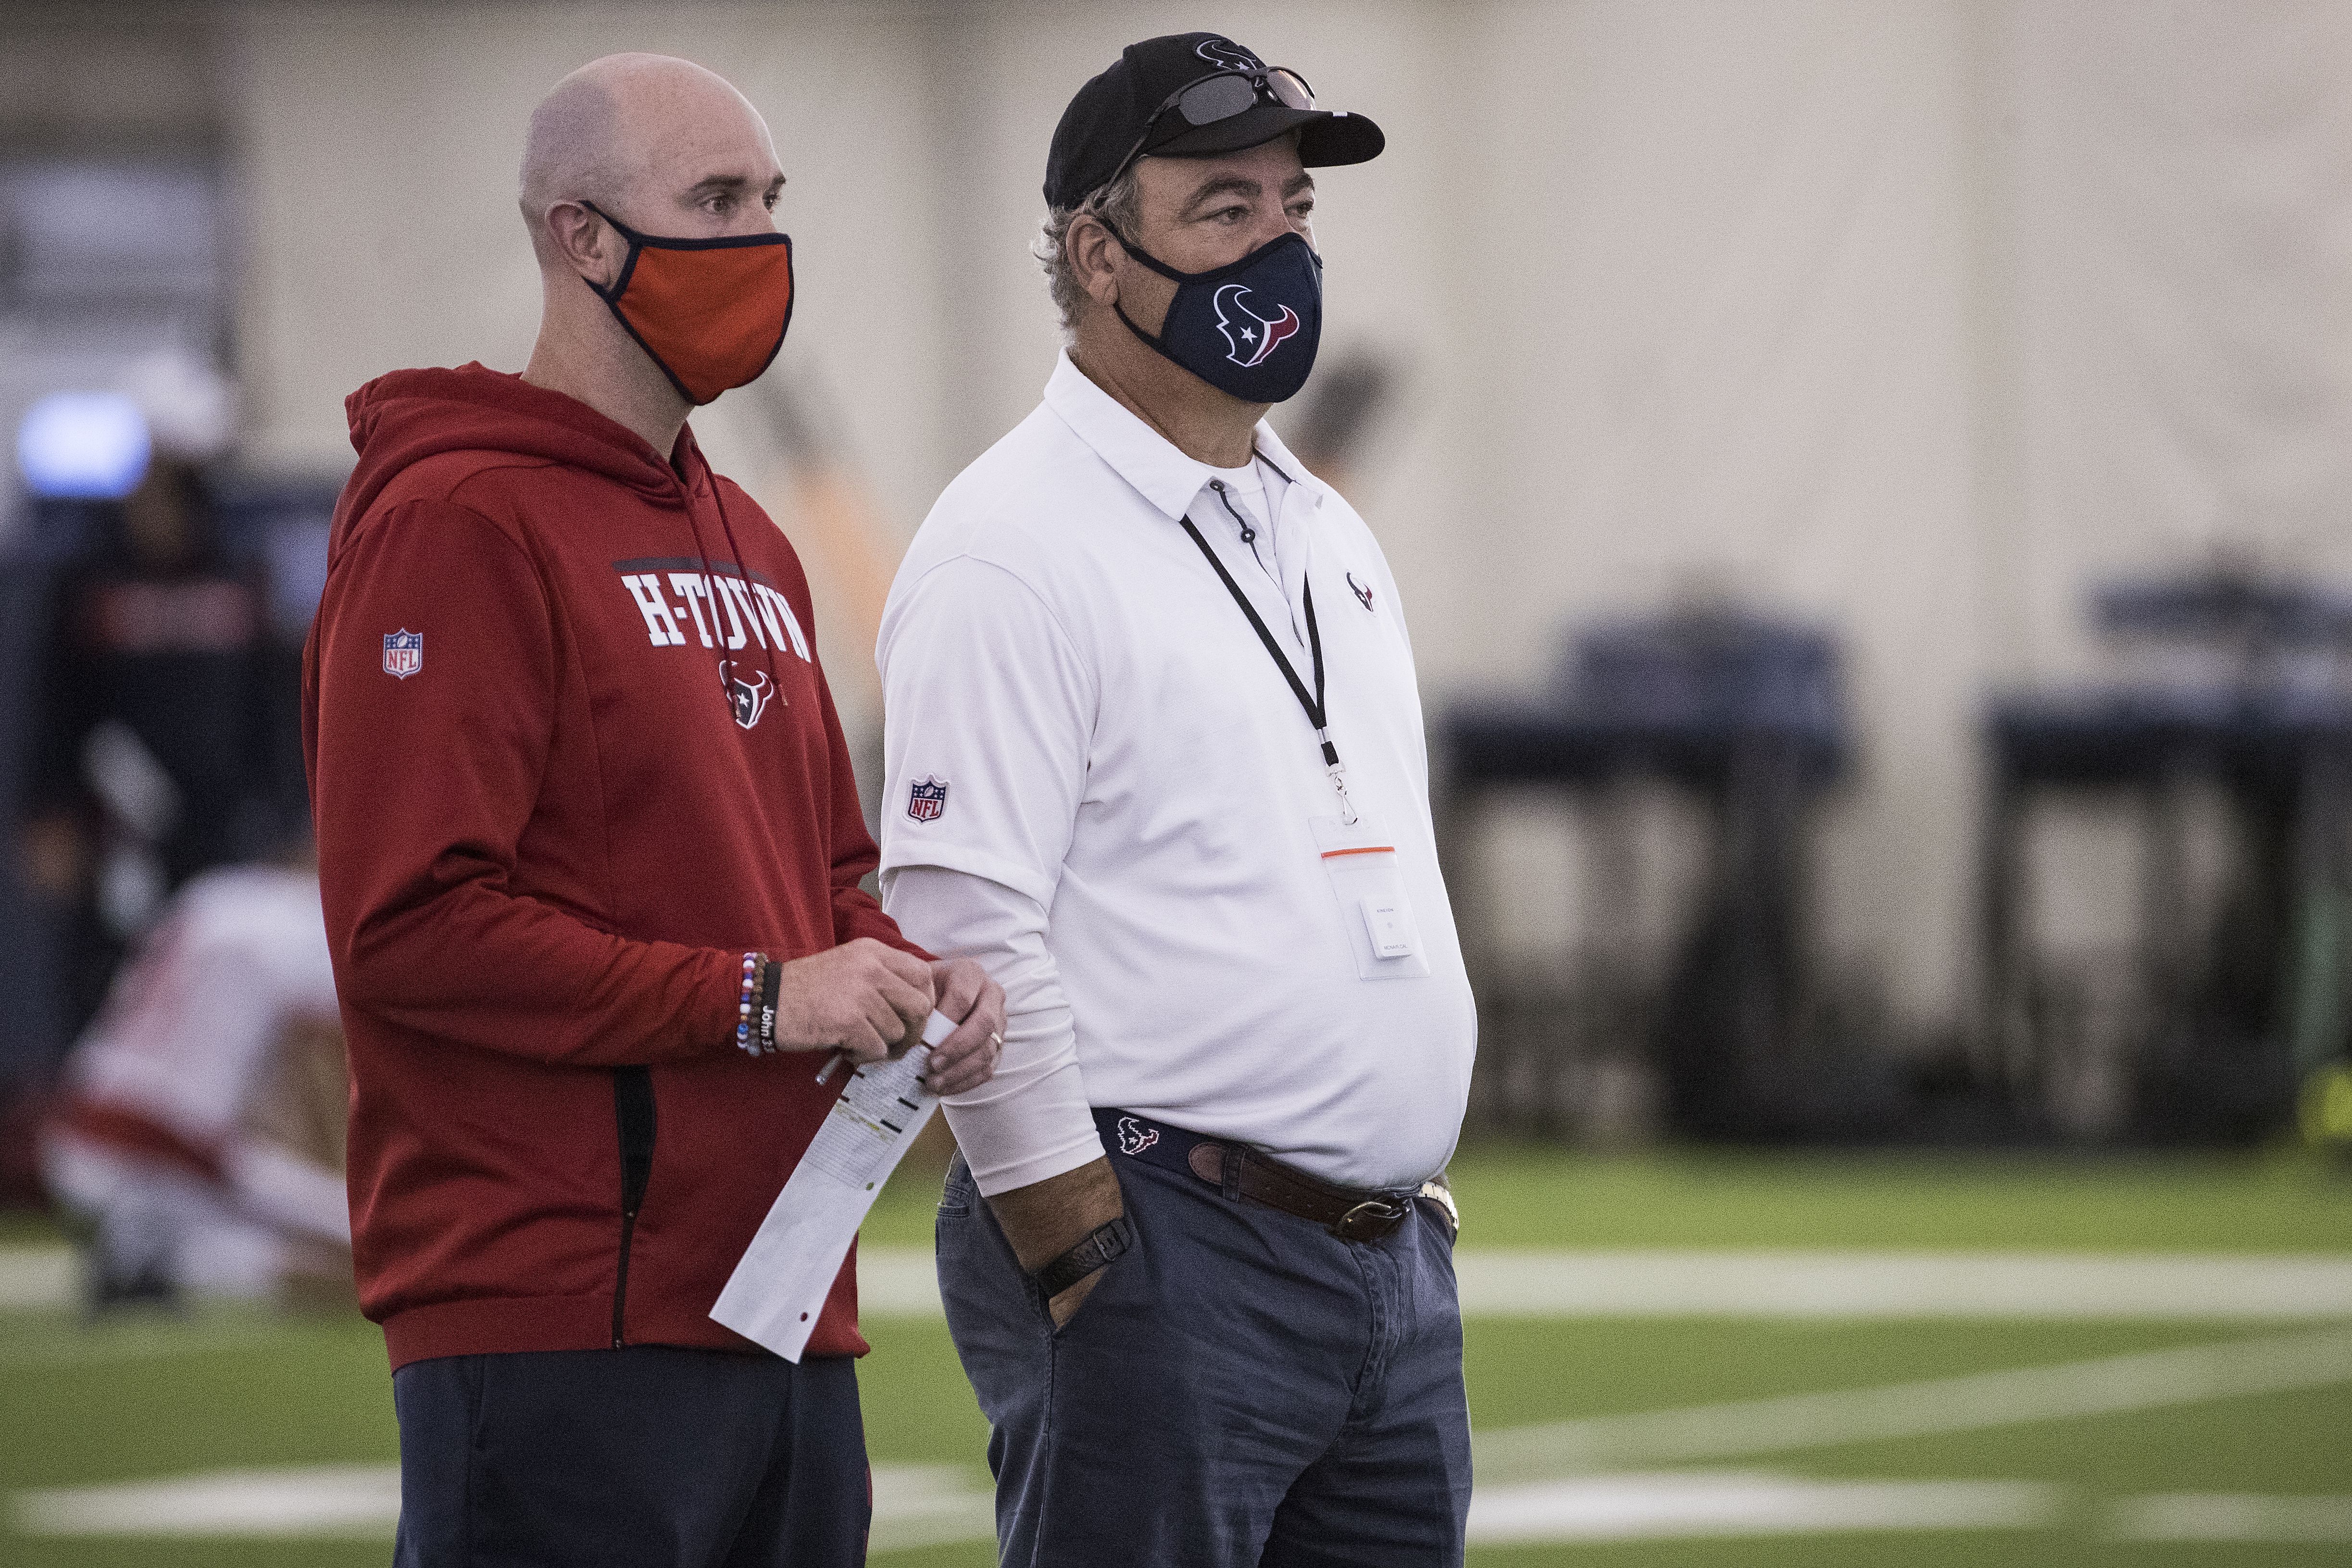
[710,1010,955,1361]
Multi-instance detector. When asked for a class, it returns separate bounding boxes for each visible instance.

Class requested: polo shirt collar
[1043,351,1328,520]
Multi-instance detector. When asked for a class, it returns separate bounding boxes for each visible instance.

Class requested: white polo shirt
[877,352,1475,1195]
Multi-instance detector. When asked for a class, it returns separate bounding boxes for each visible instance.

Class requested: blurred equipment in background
[38,853,350,1308]
[1981,563,2352,1147]
[1444,606,1881,1142]
[0,130,240,1111]
[14,390,151,500]
[17,365,277,1033]
[748,374,901,697]
[743,372,909,828]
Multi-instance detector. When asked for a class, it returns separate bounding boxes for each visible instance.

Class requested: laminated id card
[1311,814,1431,980]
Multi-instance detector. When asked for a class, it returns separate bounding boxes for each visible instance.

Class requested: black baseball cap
[1044,32,1385,210]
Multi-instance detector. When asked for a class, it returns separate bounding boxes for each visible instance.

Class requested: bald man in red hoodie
[302,54,1003,1567]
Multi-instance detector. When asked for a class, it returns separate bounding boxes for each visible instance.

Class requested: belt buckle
[1333,1197,1407,1242]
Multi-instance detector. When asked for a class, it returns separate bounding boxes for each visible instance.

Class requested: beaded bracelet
[736,952,764,1057]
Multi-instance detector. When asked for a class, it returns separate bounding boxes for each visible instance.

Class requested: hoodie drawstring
[690,470,785,711]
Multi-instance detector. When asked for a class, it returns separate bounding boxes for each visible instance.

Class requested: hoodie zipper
[611,1066,657,1347]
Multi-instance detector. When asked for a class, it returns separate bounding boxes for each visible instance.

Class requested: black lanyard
[1177,478,1360,821]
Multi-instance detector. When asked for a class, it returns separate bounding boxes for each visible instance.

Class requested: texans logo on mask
[720,660,775,730]
[907,776,949,822]
[1213,284,1301,368]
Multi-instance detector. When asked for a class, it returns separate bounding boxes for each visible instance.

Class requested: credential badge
[907,776,949,823]
[382,629,422,679]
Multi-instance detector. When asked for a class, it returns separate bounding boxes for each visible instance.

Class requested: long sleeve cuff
[882,864,1104,1195]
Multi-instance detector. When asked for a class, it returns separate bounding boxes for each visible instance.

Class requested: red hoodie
[303,364,913,1369]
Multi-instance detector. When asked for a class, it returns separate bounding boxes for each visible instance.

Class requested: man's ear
[1069,213,1123,309]
[543,200,622,287]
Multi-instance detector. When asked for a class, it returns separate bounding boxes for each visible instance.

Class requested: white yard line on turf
[19,1327,2342,1547]
[14,1243,2352,1321]
[2109,1493,2352,1543]
[1449,1250,2352,1320]
[0,1320,292,1369]
[1467,1473,2060,1543]
[0,1245,72,1310]
[14,1466,401,1539]
[2,1464,2068,1548]
[860,1245,2352,1320]
[21,1466,2234,1549]
[1474,1324,2352,1481]
[865,1464,998,1553]
[34,1467,2344,1549]
[12,1462,998,1549]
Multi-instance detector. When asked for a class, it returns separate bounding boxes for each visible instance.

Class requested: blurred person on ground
[301,53,1002,1568]
[21,359,271,1032]
[877,32,1476,1567]
[39,834,350,1309]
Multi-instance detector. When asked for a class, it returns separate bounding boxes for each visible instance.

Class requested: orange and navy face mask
[581,202,795,406]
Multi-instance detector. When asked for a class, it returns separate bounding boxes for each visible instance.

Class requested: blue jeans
[391,1345,869,1568]
[937,1109,1471,1567]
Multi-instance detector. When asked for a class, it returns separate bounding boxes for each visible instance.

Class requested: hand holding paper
[710,1009,956,1361]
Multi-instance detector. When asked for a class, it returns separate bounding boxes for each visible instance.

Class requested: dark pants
[391,1345,870,1568]
[937,1110,1472,1568]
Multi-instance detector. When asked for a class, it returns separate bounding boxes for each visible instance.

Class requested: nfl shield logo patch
[907,776,948,822]
[382,630,423,679]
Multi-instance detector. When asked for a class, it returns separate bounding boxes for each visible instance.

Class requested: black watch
[1030,1215,1135,1300]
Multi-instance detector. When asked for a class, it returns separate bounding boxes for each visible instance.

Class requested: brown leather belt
[1097,1108,1417,1242]
[1185,1140,1414,1241]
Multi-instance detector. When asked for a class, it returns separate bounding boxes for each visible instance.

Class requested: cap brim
[1148,105,1385,168]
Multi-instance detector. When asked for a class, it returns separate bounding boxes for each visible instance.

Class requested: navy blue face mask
[1108,228,1323,403]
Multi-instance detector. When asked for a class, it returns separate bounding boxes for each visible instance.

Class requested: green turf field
[3,1148,2347,1564]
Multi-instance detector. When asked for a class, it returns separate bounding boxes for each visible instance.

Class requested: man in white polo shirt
[877,31,1476,1567]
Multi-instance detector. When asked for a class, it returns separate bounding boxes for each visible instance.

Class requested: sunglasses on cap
[1105,65,1318,189]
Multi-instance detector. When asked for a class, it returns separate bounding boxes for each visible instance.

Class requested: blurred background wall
[8,0,2352,1135]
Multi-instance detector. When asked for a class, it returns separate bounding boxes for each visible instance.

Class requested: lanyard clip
[1328,767,1360,825]
[1320,732,1361,825]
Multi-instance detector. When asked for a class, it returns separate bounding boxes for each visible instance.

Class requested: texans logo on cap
[1195,37,1265,72]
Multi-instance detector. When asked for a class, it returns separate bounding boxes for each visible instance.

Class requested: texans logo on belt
[1116,1116,1159,1157]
